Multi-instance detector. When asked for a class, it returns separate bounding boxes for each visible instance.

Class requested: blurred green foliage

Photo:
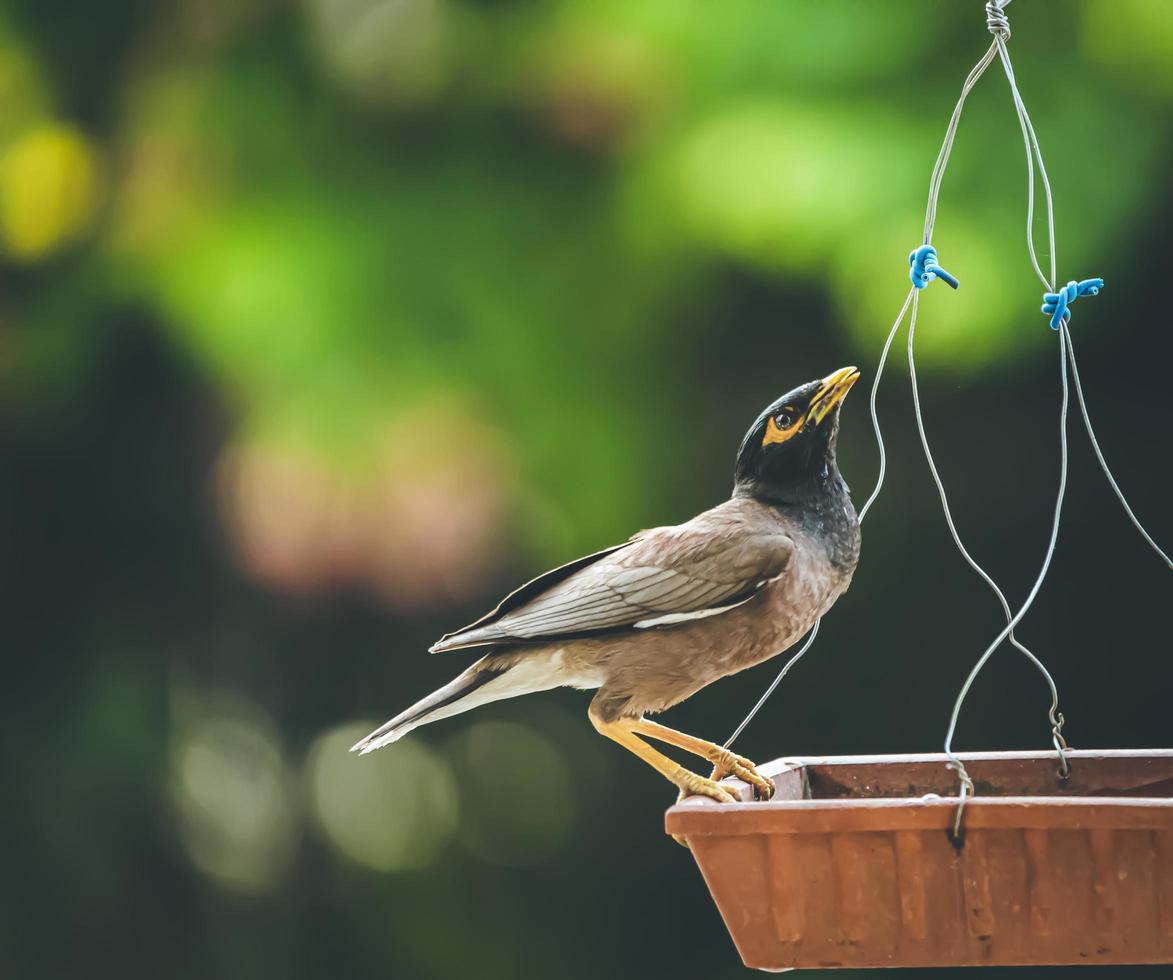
[2,1,1171,978]
[4,0,1169,562]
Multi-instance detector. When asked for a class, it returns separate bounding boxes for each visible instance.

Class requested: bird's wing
[430,502,792,652]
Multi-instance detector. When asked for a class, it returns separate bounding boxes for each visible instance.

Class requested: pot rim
[666,749,1173,837]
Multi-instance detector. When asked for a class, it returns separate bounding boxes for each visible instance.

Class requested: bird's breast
[714,532,855,677]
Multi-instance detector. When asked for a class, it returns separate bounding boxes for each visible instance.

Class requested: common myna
[353,367,862,803]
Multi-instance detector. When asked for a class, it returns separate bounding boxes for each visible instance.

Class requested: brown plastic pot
[665,749,1173,970]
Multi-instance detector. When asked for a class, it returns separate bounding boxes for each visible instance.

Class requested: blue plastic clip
[909,244,959,290]
[1042,278,1104,330]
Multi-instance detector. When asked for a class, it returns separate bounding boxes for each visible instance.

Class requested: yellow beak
[808,366,860,425]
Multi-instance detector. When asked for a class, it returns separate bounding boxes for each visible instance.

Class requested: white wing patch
[632,586,764,629]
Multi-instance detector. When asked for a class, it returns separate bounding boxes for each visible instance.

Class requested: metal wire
[922,41,1000,244]
[996,9,1168,564]
[725,12,1017,751]
[918,1,1075,823]
[907,308,1070,768]
[937,0,1168,836]
[992,17,1056,291]
[723,619,820,749]
[724,287,913,749]
[859,288,916,523]
[1065,324,1172,568]
[939,325,1072,836]
[985,0,1012,41]
[726,0,1169,773]
[935,0,1073,836]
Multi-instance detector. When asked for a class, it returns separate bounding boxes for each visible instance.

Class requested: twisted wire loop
[909,244,960,290]
[985,0,1011,40]
[1043,278,1104,329]
[947,763,977,844]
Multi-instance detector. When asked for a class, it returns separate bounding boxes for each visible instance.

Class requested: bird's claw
[710,751,775,801]
[670,770,742,847]
[675,772,741,805]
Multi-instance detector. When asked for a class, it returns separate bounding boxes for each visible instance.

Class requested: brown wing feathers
[430,502,793,653]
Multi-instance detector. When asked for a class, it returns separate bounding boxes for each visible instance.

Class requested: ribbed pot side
[666,751,1173,970]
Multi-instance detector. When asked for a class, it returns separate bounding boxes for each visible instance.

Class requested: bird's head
[734,366,860,502]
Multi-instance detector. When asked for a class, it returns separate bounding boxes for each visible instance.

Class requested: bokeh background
[2,0,1171,976]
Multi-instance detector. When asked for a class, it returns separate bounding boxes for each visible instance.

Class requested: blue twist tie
[909,244,959,290]
[1042,278,1104,330]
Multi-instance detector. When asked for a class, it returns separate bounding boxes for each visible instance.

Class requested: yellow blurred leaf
[0,124,101,261]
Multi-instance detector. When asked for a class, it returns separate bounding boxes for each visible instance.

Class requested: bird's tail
[349,654,562,754]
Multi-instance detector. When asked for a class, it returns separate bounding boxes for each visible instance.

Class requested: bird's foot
[709,750,775,801]
[675,769,741,805]
[671,770,740,847]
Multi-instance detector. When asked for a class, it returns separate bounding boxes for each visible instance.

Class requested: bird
[352,366,862,804]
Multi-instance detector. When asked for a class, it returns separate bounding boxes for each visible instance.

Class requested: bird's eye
[762,407,803,447]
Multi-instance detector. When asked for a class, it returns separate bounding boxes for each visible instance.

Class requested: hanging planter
[666,750,1173,970]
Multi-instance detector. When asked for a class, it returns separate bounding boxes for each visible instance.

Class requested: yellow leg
[630,718,775,800]
[588,712,739,804]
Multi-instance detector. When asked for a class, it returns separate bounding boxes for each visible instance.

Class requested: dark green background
[2,0,1170,977]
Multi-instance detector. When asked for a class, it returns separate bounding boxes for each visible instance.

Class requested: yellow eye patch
[762,411,803,446]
